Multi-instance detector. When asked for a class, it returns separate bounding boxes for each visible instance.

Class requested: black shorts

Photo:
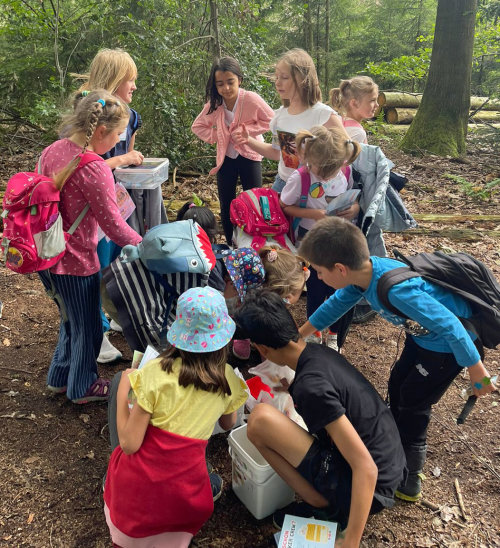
[297,437,384,529]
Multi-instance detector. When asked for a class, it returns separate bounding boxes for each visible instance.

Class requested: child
[258,245,309,305]
[234,290,406,545]
[176,199,228,293]
[233,48,346,194]
[280,125,361,350]
[191,56,274,244]
[330,76,379,144]
[76,48,166,361]
[298,216,497,501]
[103,286,248,547]
[37,90,142,403]
[220,247,266,360]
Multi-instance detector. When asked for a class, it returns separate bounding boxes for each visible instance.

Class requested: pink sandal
[72,378,110,404]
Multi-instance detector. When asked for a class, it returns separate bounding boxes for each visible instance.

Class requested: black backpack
[377,249,500,349]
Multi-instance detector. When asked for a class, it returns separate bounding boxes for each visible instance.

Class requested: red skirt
[104,425,213,538]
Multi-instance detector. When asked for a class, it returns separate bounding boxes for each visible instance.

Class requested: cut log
[470,96,500,111]
[469,110,500,123]
[413,213,500,223]
[402,227,500,241]
[385,107,417,124]
[379,92,500,111]
[378,92,422,108]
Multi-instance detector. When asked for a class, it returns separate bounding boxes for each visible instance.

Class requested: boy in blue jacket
[298,216,496,501]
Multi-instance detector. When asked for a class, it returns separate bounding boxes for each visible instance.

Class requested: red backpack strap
[297,166,311,209]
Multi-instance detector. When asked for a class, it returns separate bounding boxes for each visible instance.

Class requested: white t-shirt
[223,97,239,159]
[270,102,334,181]
[343,118,367,144]
[281,169,348,232]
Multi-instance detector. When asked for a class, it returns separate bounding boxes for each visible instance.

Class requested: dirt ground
[0,128,499,547]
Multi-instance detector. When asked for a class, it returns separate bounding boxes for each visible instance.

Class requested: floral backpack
[1,153,102,274]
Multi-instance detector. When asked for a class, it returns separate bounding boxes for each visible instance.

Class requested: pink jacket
[191,88,274,175]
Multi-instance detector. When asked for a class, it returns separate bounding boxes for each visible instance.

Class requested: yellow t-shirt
[129,357,248,440]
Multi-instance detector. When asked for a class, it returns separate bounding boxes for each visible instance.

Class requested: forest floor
[0,126,499,547]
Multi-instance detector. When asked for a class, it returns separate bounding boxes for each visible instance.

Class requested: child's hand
[312,209,327,220]
[335,202,360,220]
[124,150,144,166]
[232,123,249,145]
[467,362,497,397]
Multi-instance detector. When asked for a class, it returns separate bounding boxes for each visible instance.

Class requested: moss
[401,106,467,157]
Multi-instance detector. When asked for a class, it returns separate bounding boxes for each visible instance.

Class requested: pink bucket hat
[221,247,265,302]
[167,287,235,352]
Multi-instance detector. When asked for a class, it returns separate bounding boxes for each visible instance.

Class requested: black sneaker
[272,501,333,529]
[210,472,223,502]
[352,304,377,324]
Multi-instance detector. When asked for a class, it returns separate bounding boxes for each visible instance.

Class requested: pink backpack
[230,188,291,251]
[1,153,102,274]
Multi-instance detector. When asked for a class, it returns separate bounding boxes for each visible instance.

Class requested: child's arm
[116,369,151,455]
[280,201,326,221]
[232,95,274,137]
[232,123,280,161]
[191,103,218,144]
[325,415,378,548]
[461,361,496,397]
[218,410,238,431]
[324,112,350,137]
[105,120,144,169]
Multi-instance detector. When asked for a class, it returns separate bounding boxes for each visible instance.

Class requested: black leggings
[217,155,262,244]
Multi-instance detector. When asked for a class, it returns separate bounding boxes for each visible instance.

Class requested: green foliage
[444,173,500,201]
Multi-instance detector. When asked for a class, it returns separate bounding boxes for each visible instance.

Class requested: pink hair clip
[188,203,196,209]
[267,249,278,262]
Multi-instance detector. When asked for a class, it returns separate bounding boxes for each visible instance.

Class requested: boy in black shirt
[235,290,406,547]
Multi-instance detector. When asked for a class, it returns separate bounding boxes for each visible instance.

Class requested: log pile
[376,92,500,125]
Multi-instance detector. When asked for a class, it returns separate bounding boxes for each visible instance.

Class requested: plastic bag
[247,360,307,430]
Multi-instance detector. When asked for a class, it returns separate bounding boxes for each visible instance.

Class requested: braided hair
[54,90,129,189]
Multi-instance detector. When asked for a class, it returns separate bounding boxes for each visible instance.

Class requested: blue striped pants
[38,271,103,400]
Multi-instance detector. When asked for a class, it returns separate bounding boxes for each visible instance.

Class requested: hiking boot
[232,339,251,360]
[395,444,427,502]
[352,304,377,324]
[210,472,223,502]
[304,331,322,345]
[72,378,110,404]
[97,334,122,364]
[272,501,334,529]
[324,332,338,352]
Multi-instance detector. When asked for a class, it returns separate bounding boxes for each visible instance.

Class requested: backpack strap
[292,166,312,234]
[377,264,480,339]
[65,152,104,235]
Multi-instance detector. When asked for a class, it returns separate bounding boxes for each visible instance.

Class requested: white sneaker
[324,332,338,352]
[109,319,123,333]
[304,332,322,344]
[97,334,122,364]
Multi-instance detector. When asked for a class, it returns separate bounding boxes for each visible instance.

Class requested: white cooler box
[228,424,295,519]
[114,158,169,189]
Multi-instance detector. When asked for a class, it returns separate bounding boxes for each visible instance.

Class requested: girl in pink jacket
[191,57,274,244]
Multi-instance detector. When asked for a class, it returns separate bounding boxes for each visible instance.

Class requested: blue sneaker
[210,472,223,502]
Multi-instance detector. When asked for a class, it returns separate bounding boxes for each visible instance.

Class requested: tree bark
[304,2,313,53]
[209,0,221,58]
[378,92,422,108]
[401,0,478,157]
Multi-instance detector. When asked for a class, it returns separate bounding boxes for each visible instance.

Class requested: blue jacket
[309,256,481,367]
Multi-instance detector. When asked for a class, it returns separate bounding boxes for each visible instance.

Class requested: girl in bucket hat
[104,286,248,548]
[220,247,266,360]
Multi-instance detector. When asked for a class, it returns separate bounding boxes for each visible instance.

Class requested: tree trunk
[324,0,330,93]
[469,110,500,122]
[209,0,221,58]
[401,0,478,157]
[304,2,313,53]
